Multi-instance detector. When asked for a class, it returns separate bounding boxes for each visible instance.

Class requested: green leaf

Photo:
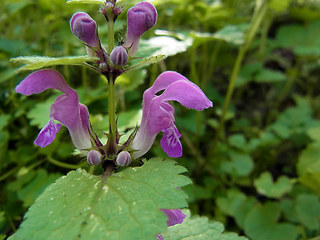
[276,19,320,56]
[163,211,248,240]
[11,56,98,71]
[8,169,61,207]
[254,172,293,199]
[127,55,166,72]
[27,96,57,128]
[140,33,193,57]
[244,202,298,240]
[0,115,10,131]
[221,151,254,177]
[66,0,105,4]
[295,194,320,230]
[9,159,191,240]
[297,141,320,196]
[268,0,291,12]
[254,68,287,83]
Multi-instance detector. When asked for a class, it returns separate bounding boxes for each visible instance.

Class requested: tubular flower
[124,2,157,56]
[70,12,99,48]
[131,71,212,158]
[15,69,92,153]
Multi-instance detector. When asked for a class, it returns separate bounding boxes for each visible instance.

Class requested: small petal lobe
[34,120,61,148]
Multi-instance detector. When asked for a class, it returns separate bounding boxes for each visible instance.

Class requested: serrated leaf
[127,55,166,71]
[11,56,98,71]
[163,211,248,240]
[254,172,293,199]
[9,159,191,240]
[66,0,105,4]
[244,202,298,240]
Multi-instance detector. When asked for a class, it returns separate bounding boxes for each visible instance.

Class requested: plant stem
[107,20,114,53]
[211,0,269,150]
[47,156,85,169]
[108,77,116,142]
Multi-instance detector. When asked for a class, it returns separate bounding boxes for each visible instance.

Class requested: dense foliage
[1,0,320,239]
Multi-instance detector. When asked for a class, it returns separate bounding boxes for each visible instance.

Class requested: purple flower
[156,209,186,239]
[131,71,212,158]
[70,12,99,48]
[124,2,157,56]
[161,209,186,227]
[110,46,128,66]
[15,69,92,153]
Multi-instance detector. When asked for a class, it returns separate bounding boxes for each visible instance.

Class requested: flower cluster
[15,1,212,235]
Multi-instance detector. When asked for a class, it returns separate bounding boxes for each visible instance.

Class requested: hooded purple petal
[132,71,212,158]
[125,2,157,56]
[161,209,186,227]
[70,12,99,48]
[34,120,61,147]
[15,69,73,95]
[16,69,91,153]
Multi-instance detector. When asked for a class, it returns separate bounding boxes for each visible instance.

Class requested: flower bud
[87,150,102,165]
[116,151,131,166]
[110,46,128,66]
[125,2,157,56]
[70,12,99,48]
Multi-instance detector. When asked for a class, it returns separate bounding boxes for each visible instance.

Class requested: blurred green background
[1,0,320,239]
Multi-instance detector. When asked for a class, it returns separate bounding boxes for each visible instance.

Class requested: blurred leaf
[8,169,61,207]
[11,56,98,71]
[297,141,320,196]
[244,202,298,240]
[254,172,293,199]
[280,199,299,223]
[116,68,147,91]
[221,151,254,177]
[0,115,10,130]
[255,68,287,83]
[216,190,247,217]
[212,24,246,45]
[0,68,18,84]
[9,159,191,240]
[276,19,320,56]
[268,0,291,12]
[163,211,248,240]
[0,38,28,56]
[295,194,320,230]
[307,126,320,141]
[140,34,193,57]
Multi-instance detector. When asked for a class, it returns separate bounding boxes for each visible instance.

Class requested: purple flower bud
[125,2,157,56]
[110,46,128,66]
[70,12,99,48]
[87,150,102,165]
[116,151,131,166]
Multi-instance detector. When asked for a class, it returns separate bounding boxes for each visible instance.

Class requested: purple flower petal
[161,209,186,227]
[16,70,91,152]
[34,120,61,147]
[125,2,157,56]
[15,69,73,95]
[132,71,212,158]
[160,126,182,158]
[70,12,99,48]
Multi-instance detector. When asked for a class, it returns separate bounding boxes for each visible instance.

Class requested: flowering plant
[8,1,248,240]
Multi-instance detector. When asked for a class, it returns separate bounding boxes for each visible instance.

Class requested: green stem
[108,78,116,142]
[107,20,114,53]
[47,156,84,169]
[212,0,268,150]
